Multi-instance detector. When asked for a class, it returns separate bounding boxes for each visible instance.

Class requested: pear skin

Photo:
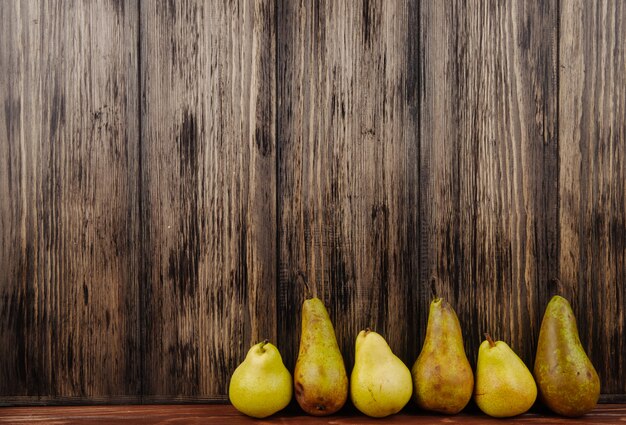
[350,330,413,418]
[228,341,292,418]
[474,335,537,418]
[534,295,600,417]
[412,298,473,414]
[294,298,348,416]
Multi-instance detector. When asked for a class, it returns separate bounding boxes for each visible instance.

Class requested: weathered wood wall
[140,0,276,401]
[0,0,141,403]
[419,0,560,382]
[0,0,624,404]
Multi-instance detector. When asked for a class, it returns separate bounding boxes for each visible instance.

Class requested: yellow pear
[534,295,600,416]
[294,297,348,415]
[412,298,474,413]
[228,340,292,418]
[474,334,537,417]
[350,329,413,418]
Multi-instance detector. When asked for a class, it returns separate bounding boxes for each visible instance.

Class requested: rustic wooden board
[419,0,560,368]
[276,0,420,371]
[140,0,277,397]
[0,1,141,399]
[0,0,625,404]
[1,404,625,424]
[559,0,626,395]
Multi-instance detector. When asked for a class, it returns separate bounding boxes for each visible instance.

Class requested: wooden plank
[140,0,277,397]
[419,0,559,367]
[0,1,140,399]
[276,0,420,371]
[559,0,626,395]
[0,404,625,424]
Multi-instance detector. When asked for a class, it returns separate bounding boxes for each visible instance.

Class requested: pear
[534,295,600,416]
[228,340,292,418]
[474,334,537,417]
[294,297,348,415]
[411,298,473,414]
[350,329,413,418]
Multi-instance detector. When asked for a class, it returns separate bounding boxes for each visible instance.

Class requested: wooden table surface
[0,404,624,424]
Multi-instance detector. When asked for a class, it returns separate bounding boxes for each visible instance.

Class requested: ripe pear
[534,295,600,417]
[294,297,348,415]
[411,298,473,414]
[474,334,537,417]
[350,329,413,418]
[228,340,292,418]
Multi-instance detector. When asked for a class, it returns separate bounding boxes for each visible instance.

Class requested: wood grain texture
[1,404,625,424]
[276,0,420,371]
[419,0,559,367]
[0,0,140,399]
[0,0,625,404]
[140,0,277,397]
[559,0,626,395]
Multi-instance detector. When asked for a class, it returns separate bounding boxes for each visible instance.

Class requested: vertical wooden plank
[277,0,420,370]
[419,0,559,367]
[141,0,276,399]
[559,0,625,395]
[0,1,140,401]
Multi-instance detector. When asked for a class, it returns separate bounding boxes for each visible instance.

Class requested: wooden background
[0,0,624,404]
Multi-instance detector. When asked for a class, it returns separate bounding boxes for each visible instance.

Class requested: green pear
[294,298,348,415]
[412,298,473,414]
[534,295,600,416]
[350,329,413,418]
[228,340,292,418]
[474,334,537,417]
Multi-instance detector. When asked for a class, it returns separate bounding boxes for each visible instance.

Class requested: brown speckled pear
[534,295,600,417]
[411,298,473,414]
[294,298,348,416]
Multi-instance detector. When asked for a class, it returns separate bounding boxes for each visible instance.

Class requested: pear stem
[484,333,496,348]
[365,327,372,334]
[259,339,269,353]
